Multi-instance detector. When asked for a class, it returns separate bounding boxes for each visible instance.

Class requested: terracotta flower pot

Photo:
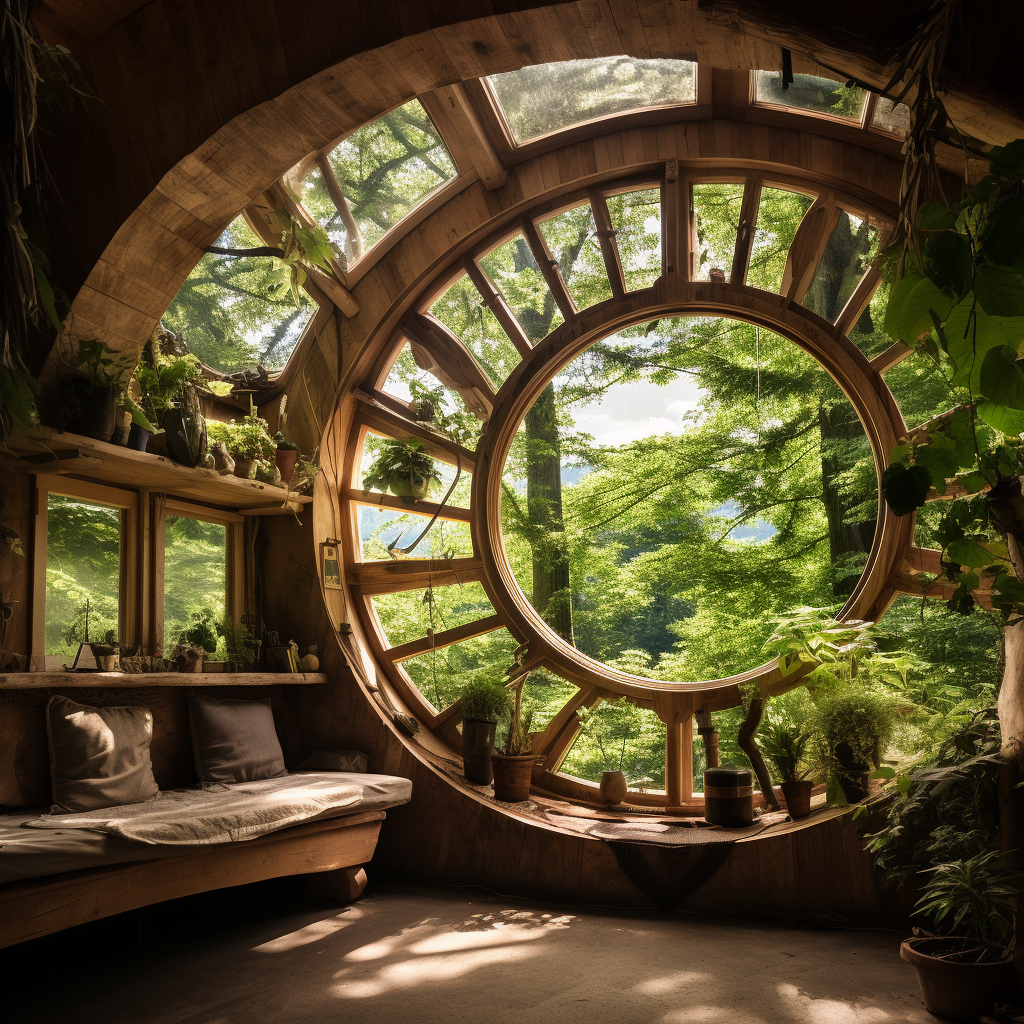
[462,719,497,785]
[780,779,813,819]
[600,769,628,805]
[490,753,535,802]
[901,937,1013,1021]
[275,448,299,484]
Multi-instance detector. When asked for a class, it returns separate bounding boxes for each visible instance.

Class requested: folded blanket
[21,772,411,846]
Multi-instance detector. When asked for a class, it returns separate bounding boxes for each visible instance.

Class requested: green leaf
[924,232,973,298]
[958,473,989,494]
[977,400,1024,435]
[975,263,1024,317]
[984,198,1024,266]
[945,538,994,570]
[871,766,896,780]
[896,776,913,795]
[882,463,932,516]
[943,299,1024,390]
[883,273,923,341]
[980,345,1024,409]
[914,442,960,490]
[888,276,954,343]
[916,202,956,231]
[989,140,1024,180]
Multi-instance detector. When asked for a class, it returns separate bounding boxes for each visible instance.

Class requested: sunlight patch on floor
[252,907,368,953]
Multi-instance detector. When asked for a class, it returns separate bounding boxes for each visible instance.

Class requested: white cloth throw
[22,772,408,846]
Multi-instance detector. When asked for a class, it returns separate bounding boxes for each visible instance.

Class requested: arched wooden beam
[403,314,496,420]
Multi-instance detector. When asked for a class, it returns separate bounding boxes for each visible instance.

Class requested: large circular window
[499,315,877,681]
[343,174,911,808]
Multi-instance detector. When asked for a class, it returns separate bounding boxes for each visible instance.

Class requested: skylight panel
[753,71,867,121]
[872,97,911,136]
[487,56,697,145]
[296,99,457,267]
[162,216,317,374]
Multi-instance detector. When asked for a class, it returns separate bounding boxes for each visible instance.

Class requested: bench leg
[308,865,368,902]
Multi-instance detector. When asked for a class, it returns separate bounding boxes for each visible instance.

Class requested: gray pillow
[189,696,287,785]
[46,695,159,812]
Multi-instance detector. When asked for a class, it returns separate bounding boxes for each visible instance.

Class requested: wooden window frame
[151,497,245,657]
[31,476,140,672]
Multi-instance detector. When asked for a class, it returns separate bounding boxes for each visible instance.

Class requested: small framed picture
[321,542,343,590]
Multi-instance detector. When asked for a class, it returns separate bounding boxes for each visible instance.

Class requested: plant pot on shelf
[389,477,433,500]
[490,753,535,802]
[600,770,628,805]
[780,779,813,819]
[126,423,151,451]
[158,404,207,468]
[835,742,870,803]
[232,457,257,479]
[61,378,116,441]
[703,767,755,827]
[203,661,228,673]
[110,411,131,446]
[462,719,497,785]
[900,937,1013,1021]
[276,448,299,484]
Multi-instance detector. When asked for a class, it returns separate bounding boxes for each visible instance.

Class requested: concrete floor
[4,879,935,1024]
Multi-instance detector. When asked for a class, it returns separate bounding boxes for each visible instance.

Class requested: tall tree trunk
[809,213,876,594]
[525,383,573,642]
[514,232,587,644]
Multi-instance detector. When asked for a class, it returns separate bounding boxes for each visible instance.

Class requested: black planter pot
[158,406,207,467]
[126,424,151,451]
[835,742,870,803]
[462,718,497,785]
[703,767,754,827]
[61,378,116,442]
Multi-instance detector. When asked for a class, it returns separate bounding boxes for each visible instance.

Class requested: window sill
[0,671,327,689]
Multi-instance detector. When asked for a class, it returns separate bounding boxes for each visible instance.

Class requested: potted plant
[363,437,442,500]
[491,668,535,802]
[804,683,900,804]
[291,453,320,494]
[459,678,513,785]
[577,698,645,805]
[274,431,299,484]
[901,851,1017,1020]
[60,338,135,441]
[759,722,813,818]
[220,403,276,479]
[218,616,260,672]
[173,610,218,673]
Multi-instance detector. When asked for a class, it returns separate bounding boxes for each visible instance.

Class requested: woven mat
[545,813,771,845]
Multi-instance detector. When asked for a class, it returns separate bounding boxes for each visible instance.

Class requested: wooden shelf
[11,429,313,514]
[0,672,327,689]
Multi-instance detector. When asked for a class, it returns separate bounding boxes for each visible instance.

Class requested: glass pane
[559,700,666,791]
[536,204,614,310]
[45,496,121,658]
[164,516,226,653]
[521,668,579,732]
[802,211,877,323]
[872,97,911,136]
[747,186,816,292]
[691,182,744,281]
[380,343,484,450]
[358,505,473,561]
[298,99,456,261]
[359,432,473,507]
[501,315,877,679]
[606,188,662,291]
[847,279,892,359]
[399,628,520,714]
[372,581,495,649]
[162,216,316,374]
[753,71,867,120]
[488,57,697,144]
[429,276,522,387]
[882,354,952,431]
[478,234,564,344]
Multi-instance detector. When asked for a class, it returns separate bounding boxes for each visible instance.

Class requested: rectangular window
[155,500,242,658]
[34,478,138,670]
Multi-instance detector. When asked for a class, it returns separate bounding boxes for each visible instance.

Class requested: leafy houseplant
[459,678,513,786]
[491,663,536,802]
[759,723,813,818]
[274,430,299,484]
[61,338,135,441]
[363,437,442,500]
[217,617,260,672]
[209,403,276,480]
[901,851,1017,1019]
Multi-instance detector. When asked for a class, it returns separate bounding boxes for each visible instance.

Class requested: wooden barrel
[703,767,754,827]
